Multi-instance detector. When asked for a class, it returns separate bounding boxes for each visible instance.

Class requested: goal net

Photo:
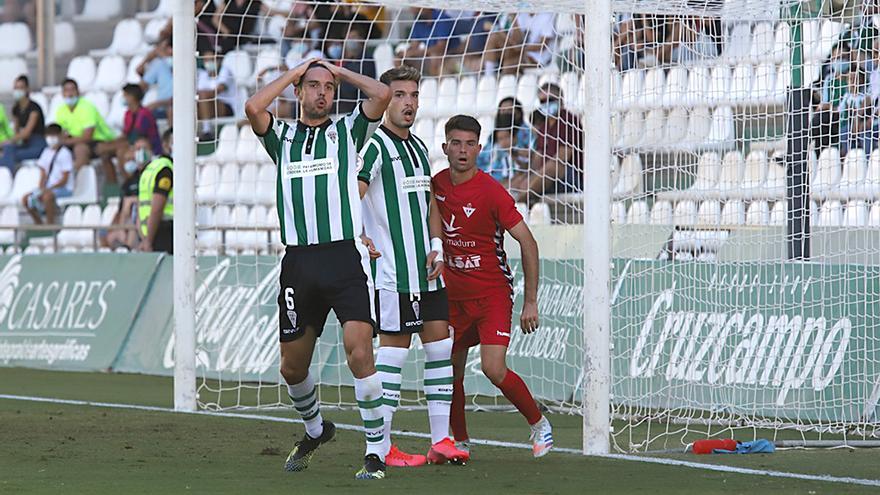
[181,0,880,452]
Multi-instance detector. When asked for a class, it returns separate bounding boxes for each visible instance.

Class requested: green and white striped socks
[354,374,385,460]
[375,346,409,455]
[287,372,323,439]
[423,338,454,445]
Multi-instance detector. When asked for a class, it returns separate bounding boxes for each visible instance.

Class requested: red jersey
[432,169,523,301]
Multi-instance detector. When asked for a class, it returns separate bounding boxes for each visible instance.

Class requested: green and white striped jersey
[359,126,443,294]
[256,104,380,246]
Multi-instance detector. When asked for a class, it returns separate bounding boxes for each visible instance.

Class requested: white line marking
[2,394,879,488]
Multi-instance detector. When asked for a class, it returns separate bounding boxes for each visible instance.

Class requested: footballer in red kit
[433,115,553,458]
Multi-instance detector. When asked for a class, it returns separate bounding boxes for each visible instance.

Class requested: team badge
[327,130,338,145]
[412,300,420,320]
[287,310,298,328]
[463,203,476,218]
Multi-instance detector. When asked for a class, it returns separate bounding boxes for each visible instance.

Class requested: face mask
[204,61,217,73]
[12,89,25,101]
[45,136,59,148]
[539,100,560,117]
[833,60,851,74]
[327,44,343,60]
[123,160,139,175]
[344,40,364,57]
[164,56,173,65]
[290,41,309,57]
[64,96,78,107]
[134,148,151,164]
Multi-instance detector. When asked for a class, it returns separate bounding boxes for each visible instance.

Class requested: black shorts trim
[376,288,449,335]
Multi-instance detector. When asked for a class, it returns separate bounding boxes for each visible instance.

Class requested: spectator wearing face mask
[122,84,162,156]
[196,50,238,141]
[22,124,73,225]
[137,38,174,120]
[515,83,583,204]
[478,98,533,186]
[0,75,45,171]
[102,136,151,250]
[400,8,459,76]
[138,129,174,254]
[54,78,118,175]
[325,23,375,114]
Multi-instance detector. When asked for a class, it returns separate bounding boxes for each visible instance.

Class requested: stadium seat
[455,75,477,114]
[196,163,220,204]
[810,200,820,227]
[205,124,240,165]
[0,206,19,245]
[864,149,880,200]
[106,90,126,131]
[235,125,267,165]
[223,50,254,88]
[93,55,127,92]
[94,18,144,56]
[658,151,720,202]
[1,166,40,206]
[225,204,251,253]
[673,200,697,225]
[626,200,650,224]
[414,119,434,154]
[255,164,275,206]
[685,107,711,147]
[696,200,721,226]
[478,116,492,146]
[251,204,272,254]
[67,56,98,92]
[724,23,752,62]
[432,121,446,160]
[30,92,48,117]
[77,204,102,250]
[475,75,498,116]
[707,106,735,145]
[137,0,172,20]
[715,150,745,199]
[772,22,791,64]
[436,77,458,118]
[664,107,688,144]
[58,166,99,207]
[745,200,770,225]
[143,17,168,44]
[559,72,579,112]
[729,63,753,103]
[750,22,775,63]
[618,111,643,148]
[253,49,283,79]
[197,205,229,254]
[642,109,665,148]
[55,22,77,57]
[838,149,867,200]
[496,74,518,103]
[516,73,539,113]
[706,65,731,104]
[418,77,439,119]
[720,200,745,225]
[235,163,260,205]
[23,245,41,255]
[77,0,122,20]
[125,54,147,84]
[812,147,842,200]
[515,202,528,223]
[758,156,786,200]
[84,91,110,119]
[529,202,552,225]
[869,202,880,227]
[216,163,240,204]
[769,200,786,226]
[56,205,83,249]
[0,169,12,202]
[0,58,28,93]
[649,200,673,225]
[619,69,644,109]
[373,43,394,76]
[640,67,665,109]
[611,201,626,224]
[0,23,31,57]
[751,63,776,104]
[739,150,769,200]
[612,154,642,200]
[684,66,709,106]
[772,63,791,104]
[661,66,688,108]
[843,200,868,227]
[100,203,117,226]
[817,200,842,227]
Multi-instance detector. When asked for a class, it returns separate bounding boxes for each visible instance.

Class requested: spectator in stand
[196,50,237,141]
[461,12,500,74]
[195,0,218,54]
[839,69,876,155]
[137,38,174,120]
[102,136,152,250]
[326,23,375,114]
[212,0,262,53]
[483,13,556,75]
[512,83,583,203]
[138,129,174,254]
[55,78,118,177]
[22,124,73,226]
[278,1,318,58]
[656,14,722,65]
[0,75,45,170]
[400,8,458,76]
[811,43,851,152]
[2,0,35,32]
[111,83,163,173]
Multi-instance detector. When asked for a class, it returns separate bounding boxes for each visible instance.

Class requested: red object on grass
[692,439,738,454]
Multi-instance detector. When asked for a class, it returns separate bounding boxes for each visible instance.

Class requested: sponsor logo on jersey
[496,330,511,338]
[443,214,462,238]
[401,176,431,193]
[282,157,337,179]
[445,254,482,271]
[463,203,476,218]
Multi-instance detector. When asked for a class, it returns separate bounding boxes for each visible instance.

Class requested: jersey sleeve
[358,139,382,184]
[254,113,286,165]
[492,180,523,230]
[153,167,173,197]
[343,102,381,152]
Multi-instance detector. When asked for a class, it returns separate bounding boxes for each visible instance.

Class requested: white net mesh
[186,0,880,452]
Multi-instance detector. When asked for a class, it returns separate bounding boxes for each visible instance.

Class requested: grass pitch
[1,367,878,494]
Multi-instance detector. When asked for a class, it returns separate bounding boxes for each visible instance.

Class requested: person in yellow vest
[54,78,119,182]
[138,128,173,253]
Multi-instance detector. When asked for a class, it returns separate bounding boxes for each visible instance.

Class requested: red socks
[450,377,469,441]
[498,370,542,425]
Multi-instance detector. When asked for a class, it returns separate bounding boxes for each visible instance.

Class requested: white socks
[375,346,409,455]
[287,372,323,439]
[423,338,454,445]
[354,374,385,460]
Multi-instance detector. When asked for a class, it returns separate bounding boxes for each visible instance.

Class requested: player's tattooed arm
[509,220,539,333]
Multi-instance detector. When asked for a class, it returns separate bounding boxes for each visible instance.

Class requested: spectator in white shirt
[484,13,556,74]
[22,124,74,225]
[197,50,238,140]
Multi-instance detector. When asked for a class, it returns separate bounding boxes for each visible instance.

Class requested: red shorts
[448,290,514,353]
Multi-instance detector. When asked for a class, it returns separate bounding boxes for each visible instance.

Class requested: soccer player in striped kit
[245,58,392,479]
[358,65,470,467]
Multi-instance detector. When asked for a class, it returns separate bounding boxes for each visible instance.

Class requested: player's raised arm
[245,57,316,134]
[316,60,391,120]
[508,220,540,333]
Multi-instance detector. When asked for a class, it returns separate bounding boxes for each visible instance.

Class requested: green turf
[1,367,879,494]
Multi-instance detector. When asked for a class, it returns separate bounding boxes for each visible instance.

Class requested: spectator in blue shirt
[400,8,458,76]
[137,38,173,120]
[478,97,533,188]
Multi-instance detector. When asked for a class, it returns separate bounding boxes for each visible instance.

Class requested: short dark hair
[163,128,173,143]
[445,115,481,139]
[46,123,62,135]
[493,112,514,138]
[62,78,78,90]
[297,61,335,88]
[15,74,28,87]
[380,65,421,86]
[123,83,144,102]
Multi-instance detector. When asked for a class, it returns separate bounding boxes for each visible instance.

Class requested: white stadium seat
[773,22,791,64]
[739,150,769,200]
[77,204,103,250]
[56,205,84,249]
[812,147,842,200]
[685,107,711,146]
[707,106,735,145]
[769,200,786,226]
[236,163,260,205]
[55,22,77,57]
[1,166,41,206]
[838,149,867,200]
[618,111,643,148]
[745,200,770,225]
[57,166,99,207]
[706,65,731,104]
[255,164,275,206]
[662,66,688,108]
[126,54,147,84]
[0,206,19,245]
[107,90,126,131]
[207,125,240,165]
[216,163,240,204]
[752,63,776,104]
[772,63,791,104]
[865,149,880,200]
[84,91,110,119]
[222,50,254,87]
[475,75,498,116]
[724,23,752,62]
[96,18,144,56]
[657,152,720,202]
[612,154,642,199]
[516,73,540,113]
[197,163,220,204]
[642,109,665,148]
[684,66,709,106]
[436,77,458,118]
[696,200,721,226]
[0,58,27,93]
[0,23,31,57]
[0,169,13,201]
[30,92,48,117]
[817,200,842,227]
[843,200,868,227]
[619,69,644,109]
[94,56,127,92]
[640,67,665,109]
[729,63,753,103]
[869,202,880,227]
[714,150,745,199]
[418,77,439,119]
[611,202,626,225]
[758,156,786,200]
[673,200,697,225]
[650,200,673,225]
[750,22,775,63]
[496,74,518,103]
[78,0,122,20]
[144,18,169,44]
[626,200,650,224]
[235,125,265,165]
[664,107,688,144]
[721,200,745,225]
[373,43,394,76]
[456,76,477,114]
[67,56,98,92]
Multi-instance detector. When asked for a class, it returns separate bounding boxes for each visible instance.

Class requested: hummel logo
[443,213,462,238]
[435,194,446,202]
[496,330,510,338]
[463,203,476,218]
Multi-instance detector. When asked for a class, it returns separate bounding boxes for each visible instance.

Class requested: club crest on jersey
[287,310,298,328]
[327,130,338,145]
[463,203,476,218]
